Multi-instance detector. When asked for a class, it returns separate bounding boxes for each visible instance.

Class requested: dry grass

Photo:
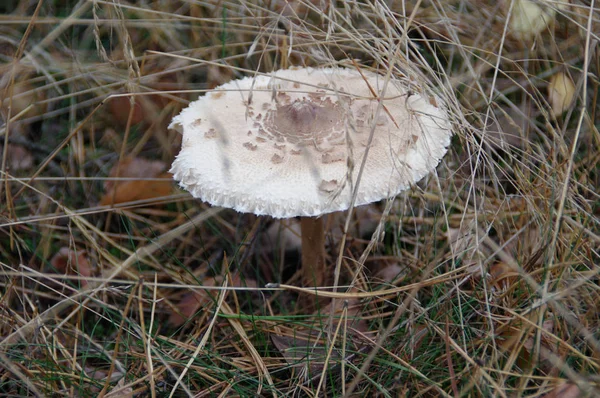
[0,0,599,396]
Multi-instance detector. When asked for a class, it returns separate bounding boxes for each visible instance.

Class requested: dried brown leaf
[104,377,133,398]
[100,157,172,205]
[271,334,337,378]
[85,367,123,383]
[319,298,369,334]
[548,72,576,117]
[540,382,582,398]
[1,144,34,171]
[169,274,255,327]
[0,70,47,118]
[107,76,178,126]
[498,311,561,372]
[49,247,92,287]
[168,283,216,327]
[509,0,557,41]
[375,263,405,283]
[489,261,519,291]
[108,96,148,126]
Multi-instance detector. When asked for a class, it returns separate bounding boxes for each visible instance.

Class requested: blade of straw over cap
[170,67,452,218]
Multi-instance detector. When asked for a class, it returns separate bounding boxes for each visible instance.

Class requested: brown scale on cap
[243,142,257,151]
[376,114,389,126]
[318,179,338,193]
[356,104,369,118]
[330,131,345,141]
[286,136,300,144]
[360,138,379,147]
[271,154,284,164]
[308,91,326,101]
[205,128,217,138]
[321,152,345,164]
[277,92,292,104]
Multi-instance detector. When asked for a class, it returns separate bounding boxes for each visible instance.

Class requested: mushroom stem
[300,216,325,287]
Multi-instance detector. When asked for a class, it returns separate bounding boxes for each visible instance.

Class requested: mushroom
[169,67,452,287]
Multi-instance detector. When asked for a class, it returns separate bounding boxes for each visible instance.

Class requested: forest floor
[0,1,599,396]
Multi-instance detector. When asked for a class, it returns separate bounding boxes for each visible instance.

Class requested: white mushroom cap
[170,67,452,218]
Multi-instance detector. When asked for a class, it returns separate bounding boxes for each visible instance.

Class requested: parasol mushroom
[169,67,452,287]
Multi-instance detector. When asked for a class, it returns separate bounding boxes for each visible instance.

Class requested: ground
[0,1,599,397]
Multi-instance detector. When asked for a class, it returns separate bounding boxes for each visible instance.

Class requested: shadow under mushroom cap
[170,67,453,218]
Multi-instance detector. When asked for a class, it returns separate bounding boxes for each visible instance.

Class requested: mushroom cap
[170,67,452,218]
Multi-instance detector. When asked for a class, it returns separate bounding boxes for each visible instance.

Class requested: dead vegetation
[0,0,598,396]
